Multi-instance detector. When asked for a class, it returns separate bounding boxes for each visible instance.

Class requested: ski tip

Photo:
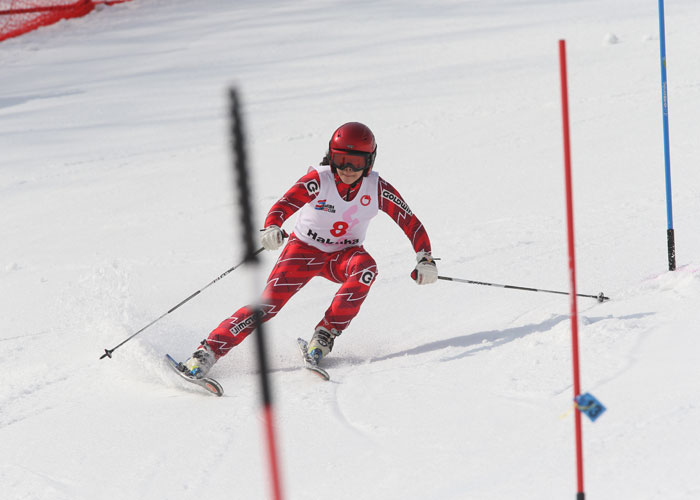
[205,381,224,397]
[310,366,330,381]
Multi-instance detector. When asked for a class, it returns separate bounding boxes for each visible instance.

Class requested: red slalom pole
[263,405,283,500]
[230,88,284,500]
[559,39,585,500]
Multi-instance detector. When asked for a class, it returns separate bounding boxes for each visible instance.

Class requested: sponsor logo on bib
[314,199,336,213]
[306,229,359,246]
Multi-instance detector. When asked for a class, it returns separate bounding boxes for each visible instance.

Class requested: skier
[183,122,438,377]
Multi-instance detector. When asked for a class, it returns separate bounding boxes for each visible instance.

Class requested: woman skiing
[183,122,438,377]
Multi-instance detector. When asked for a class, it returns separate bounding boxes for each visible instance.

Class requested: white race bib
[294,166,379,252]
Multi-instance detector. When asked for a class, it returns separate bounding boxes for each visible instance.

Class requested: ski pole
[437,275,609,302]
[99,247,264,360]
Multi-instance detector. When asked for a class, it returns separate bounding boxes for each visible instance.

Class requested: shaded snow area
[2,1,700,499]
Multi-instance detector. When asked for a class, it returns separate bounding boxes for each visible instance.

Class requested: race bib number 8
[330,221,349,237]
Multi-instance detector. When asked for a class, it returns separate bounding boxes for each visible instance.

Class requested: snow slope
[2,0,700,498]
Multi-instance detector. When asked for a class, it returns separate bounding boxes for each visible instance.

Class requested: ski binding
[297,338,330,381]
[165,354,224,397]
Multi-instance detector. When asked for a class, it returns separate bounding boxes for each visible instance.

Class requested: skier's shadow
[279,312,654,372]
[340,311,653,365]
[366,314,570,364]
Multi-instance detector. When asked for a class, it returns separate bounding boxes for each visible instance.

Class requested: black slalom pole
[438,275,609,302]
[99,249,263,360]
[229,87,283,500]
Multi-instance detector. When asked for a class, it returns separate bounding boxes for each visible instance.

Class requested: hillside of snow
[2,1,699,499]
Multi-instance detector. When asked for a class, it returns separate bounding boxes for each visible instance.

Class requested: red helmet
[327,122,377,177]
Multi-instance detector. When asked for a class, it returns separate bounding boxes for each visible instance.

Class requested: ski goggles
[330,149,373,172]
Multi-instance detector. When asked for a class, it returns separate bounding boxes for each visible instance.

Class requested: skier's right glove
[260,225,285,251]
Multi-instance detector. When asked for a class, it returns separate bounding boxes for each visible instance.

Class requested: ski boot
[307,325,338,365]
[183,340,217,378]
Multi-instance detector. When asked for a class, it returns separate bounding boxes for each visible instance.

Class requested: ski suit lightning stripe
[205,168,431,357]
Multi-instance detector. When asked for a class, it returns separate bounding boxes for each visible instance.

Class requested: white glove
[412,251,438,285]
[260,225,284,251]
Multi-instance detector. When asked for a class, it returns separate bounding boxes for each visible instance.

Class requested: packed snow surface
[2,1,700,498]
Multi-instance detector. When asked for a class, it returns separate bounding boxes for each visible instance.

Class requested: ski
[297,338,330,381]
[164,354,224,397]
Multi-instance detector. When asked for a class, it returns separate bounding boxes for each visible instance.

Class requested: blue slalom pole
[658,0,676,271]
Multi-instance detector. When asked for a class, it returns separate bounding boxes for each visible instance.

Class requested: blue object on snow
[575,392,606,422]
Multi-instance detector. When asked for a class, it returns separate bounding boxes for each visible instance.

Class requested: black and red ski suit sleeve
[263,170,321,228]
[377,176,432,254]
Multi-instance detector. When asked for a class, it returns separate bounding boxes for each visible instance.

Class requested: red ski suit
[205,168,432,358]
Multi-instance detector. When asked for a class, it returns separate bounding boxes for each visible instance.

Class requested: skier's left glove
[411,251,438,285]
